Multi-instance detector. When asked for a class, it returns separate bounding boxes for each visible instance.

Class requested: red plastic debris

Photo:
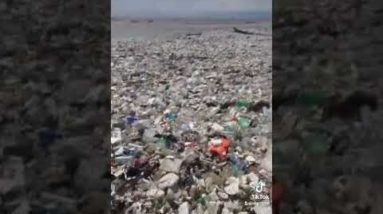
[208,137,231,160]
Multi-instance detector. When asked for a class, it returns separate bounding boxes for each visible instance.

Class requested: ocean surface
[112,11,271,22]
[111,11,271,40]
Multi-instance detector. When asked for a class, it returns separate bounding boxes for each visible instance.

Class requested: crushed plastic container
[111,128,122,144]
[231,163,240,177]
[196,194,207,205]
[223,124,238,139]
[237,116,252,129]
[126,148,143,157]
[208,137,231,160]
[235,100,250,109]
[156,137,168,148]
[126,115,138,125]
[165,84,170,91]
[165,112,177,121]
[114,156,134,165]
[228,153,248,176]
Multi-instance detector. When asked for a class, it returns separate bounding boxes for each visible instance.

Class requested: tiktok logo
[255,180,265,193]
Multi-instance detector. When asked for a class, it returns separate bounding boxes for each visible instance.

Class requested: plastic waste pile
[111,26,272,214]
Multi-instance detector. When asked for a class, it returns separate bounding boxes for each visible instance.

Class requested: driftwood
[233,27,254,35]
[233,27,271,36]
[186,32,202,36]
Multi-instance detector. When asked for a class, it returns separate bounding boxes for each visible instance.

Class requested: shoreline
[112,19,271,40]
[112,16,271,24]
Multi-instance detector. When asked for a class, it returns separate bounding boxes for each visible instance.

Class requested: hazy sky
[112,0,271,17]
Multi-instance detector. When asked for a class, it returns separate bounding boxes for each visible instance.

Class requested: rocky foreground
[111,26,272,214]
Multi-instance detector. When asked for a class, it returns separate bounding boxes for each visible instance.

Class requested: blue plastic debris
[165,112,177,121]
[126,115,138,125]
[228,153,248,174]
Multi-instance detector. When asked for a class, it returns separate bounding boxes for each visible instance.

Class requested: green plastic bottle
[235,100,250,109]
[196,194,207,206]
[232,163,240,177]
[165,84,170,91]
[223,125,236,138]
[156,137,167,148]
[237,116,251,129]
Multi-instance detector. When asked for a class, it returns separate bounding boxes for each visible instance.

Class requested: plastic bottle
[126,115,138,125]
[114,156,134,165]
[237,116,251,129]
[196,194,207,206]
[126,148,143,157]
[235,100,250,109]
[156,136,168,149]
[165,112,177,121]
[228,153,246,176]
[165,84,170,91]
[223,124,237,138]
[232,163,240,177]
